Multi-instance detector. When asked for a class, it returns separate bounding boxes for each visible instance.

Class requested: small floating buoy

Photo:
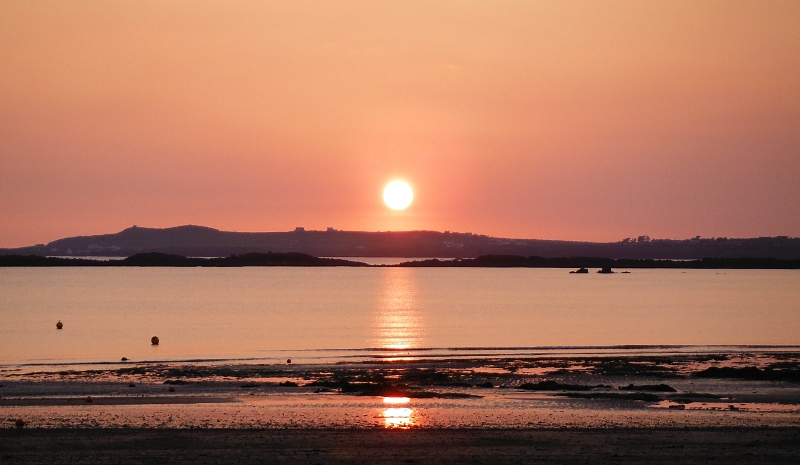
[169,386,175,392]
[121,357,128,361]
[86,396,93,403]
[15,418,25,428]
[151,336,159,345]
[287,358,292,364]
[56,320,63,329]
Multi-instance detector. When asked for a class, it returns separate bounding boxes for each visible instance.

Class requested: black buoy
[56,320,63,329]
[287,358,292,364]
[151,336,160,345]
[121,357,128,361]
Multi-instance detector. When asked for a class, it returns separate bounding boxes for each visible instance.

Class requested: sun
[383,181,413,210]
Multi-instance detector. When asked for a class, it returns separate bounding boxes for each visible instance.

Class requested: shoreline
[7,344,800,373]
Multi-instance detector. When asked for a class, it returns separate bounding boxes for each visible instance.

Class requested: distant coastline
[1,252,799,269]
[1,225,799,260]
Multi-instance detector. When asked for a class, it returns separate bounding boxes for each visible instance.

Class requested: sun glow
[383,181,413,210]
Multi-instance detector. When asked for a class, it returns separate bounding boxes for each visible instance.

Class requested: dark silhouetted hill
[1,225,799,260]
[0,252,367,267]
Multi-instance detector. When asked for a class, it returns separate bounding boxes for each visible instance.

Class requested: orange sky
[1,1,799,247]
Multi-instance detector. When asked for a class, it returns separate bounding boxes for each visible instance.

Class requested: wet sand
[2,427,799,464]
[2,352,799,462]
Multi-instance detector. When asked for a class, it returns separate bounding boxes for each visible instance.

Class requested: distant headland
[1,225,799,260]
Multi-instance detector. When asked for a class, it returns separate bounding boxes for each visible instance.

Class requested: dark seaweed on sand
[398,368,473,387]
[323,381,479,399]
[619,383,677,392]
[694,366,800,382]
[556,392,661,402]
[666,392,723,403]
[585,358,681,377]
[518,381,609,391]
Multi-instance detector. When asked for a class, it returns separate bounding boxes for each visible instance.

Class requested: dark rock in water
[121,357,128,361]
[128,384,136,388]
[15,418,25,428]
[668,404,686,410]
[619,383,677,392]
[279,381,299,387]
[480,381,494,388]
[598,266,614,274]
[570,267,589,274]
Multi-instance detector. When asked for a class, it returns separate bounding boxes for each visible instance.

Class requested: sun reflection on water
[374,268,424,353]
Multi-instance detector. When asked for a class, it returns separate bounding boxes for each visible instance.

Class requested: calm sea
[1,267,799,368]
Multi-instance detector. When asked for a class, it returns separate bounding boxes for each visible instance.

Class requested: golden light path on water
[373,267,424,356]
[374,269,420,427]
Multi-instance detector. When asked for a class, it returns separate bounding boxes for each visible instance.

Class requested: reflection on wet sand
[383,407,414,428]
[374,268,424,353]
[383,396,415,428]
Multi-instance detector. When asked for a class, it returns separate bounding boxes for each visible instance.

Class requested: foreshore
[2,351,799,462]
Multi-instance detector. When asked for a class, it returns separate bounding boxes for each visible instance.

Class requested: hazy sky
[2,1,799,246]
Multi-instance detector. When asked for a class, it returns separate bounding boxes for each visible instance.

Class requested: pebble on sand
[151,336,159,345]
[56,320,63,329]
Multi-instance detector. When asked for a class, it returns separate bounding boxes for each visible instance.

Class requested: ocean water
[1,267,798,367]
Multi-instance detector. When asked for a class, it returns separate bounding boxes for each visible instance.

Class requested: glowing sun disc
[383,181,413,210]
